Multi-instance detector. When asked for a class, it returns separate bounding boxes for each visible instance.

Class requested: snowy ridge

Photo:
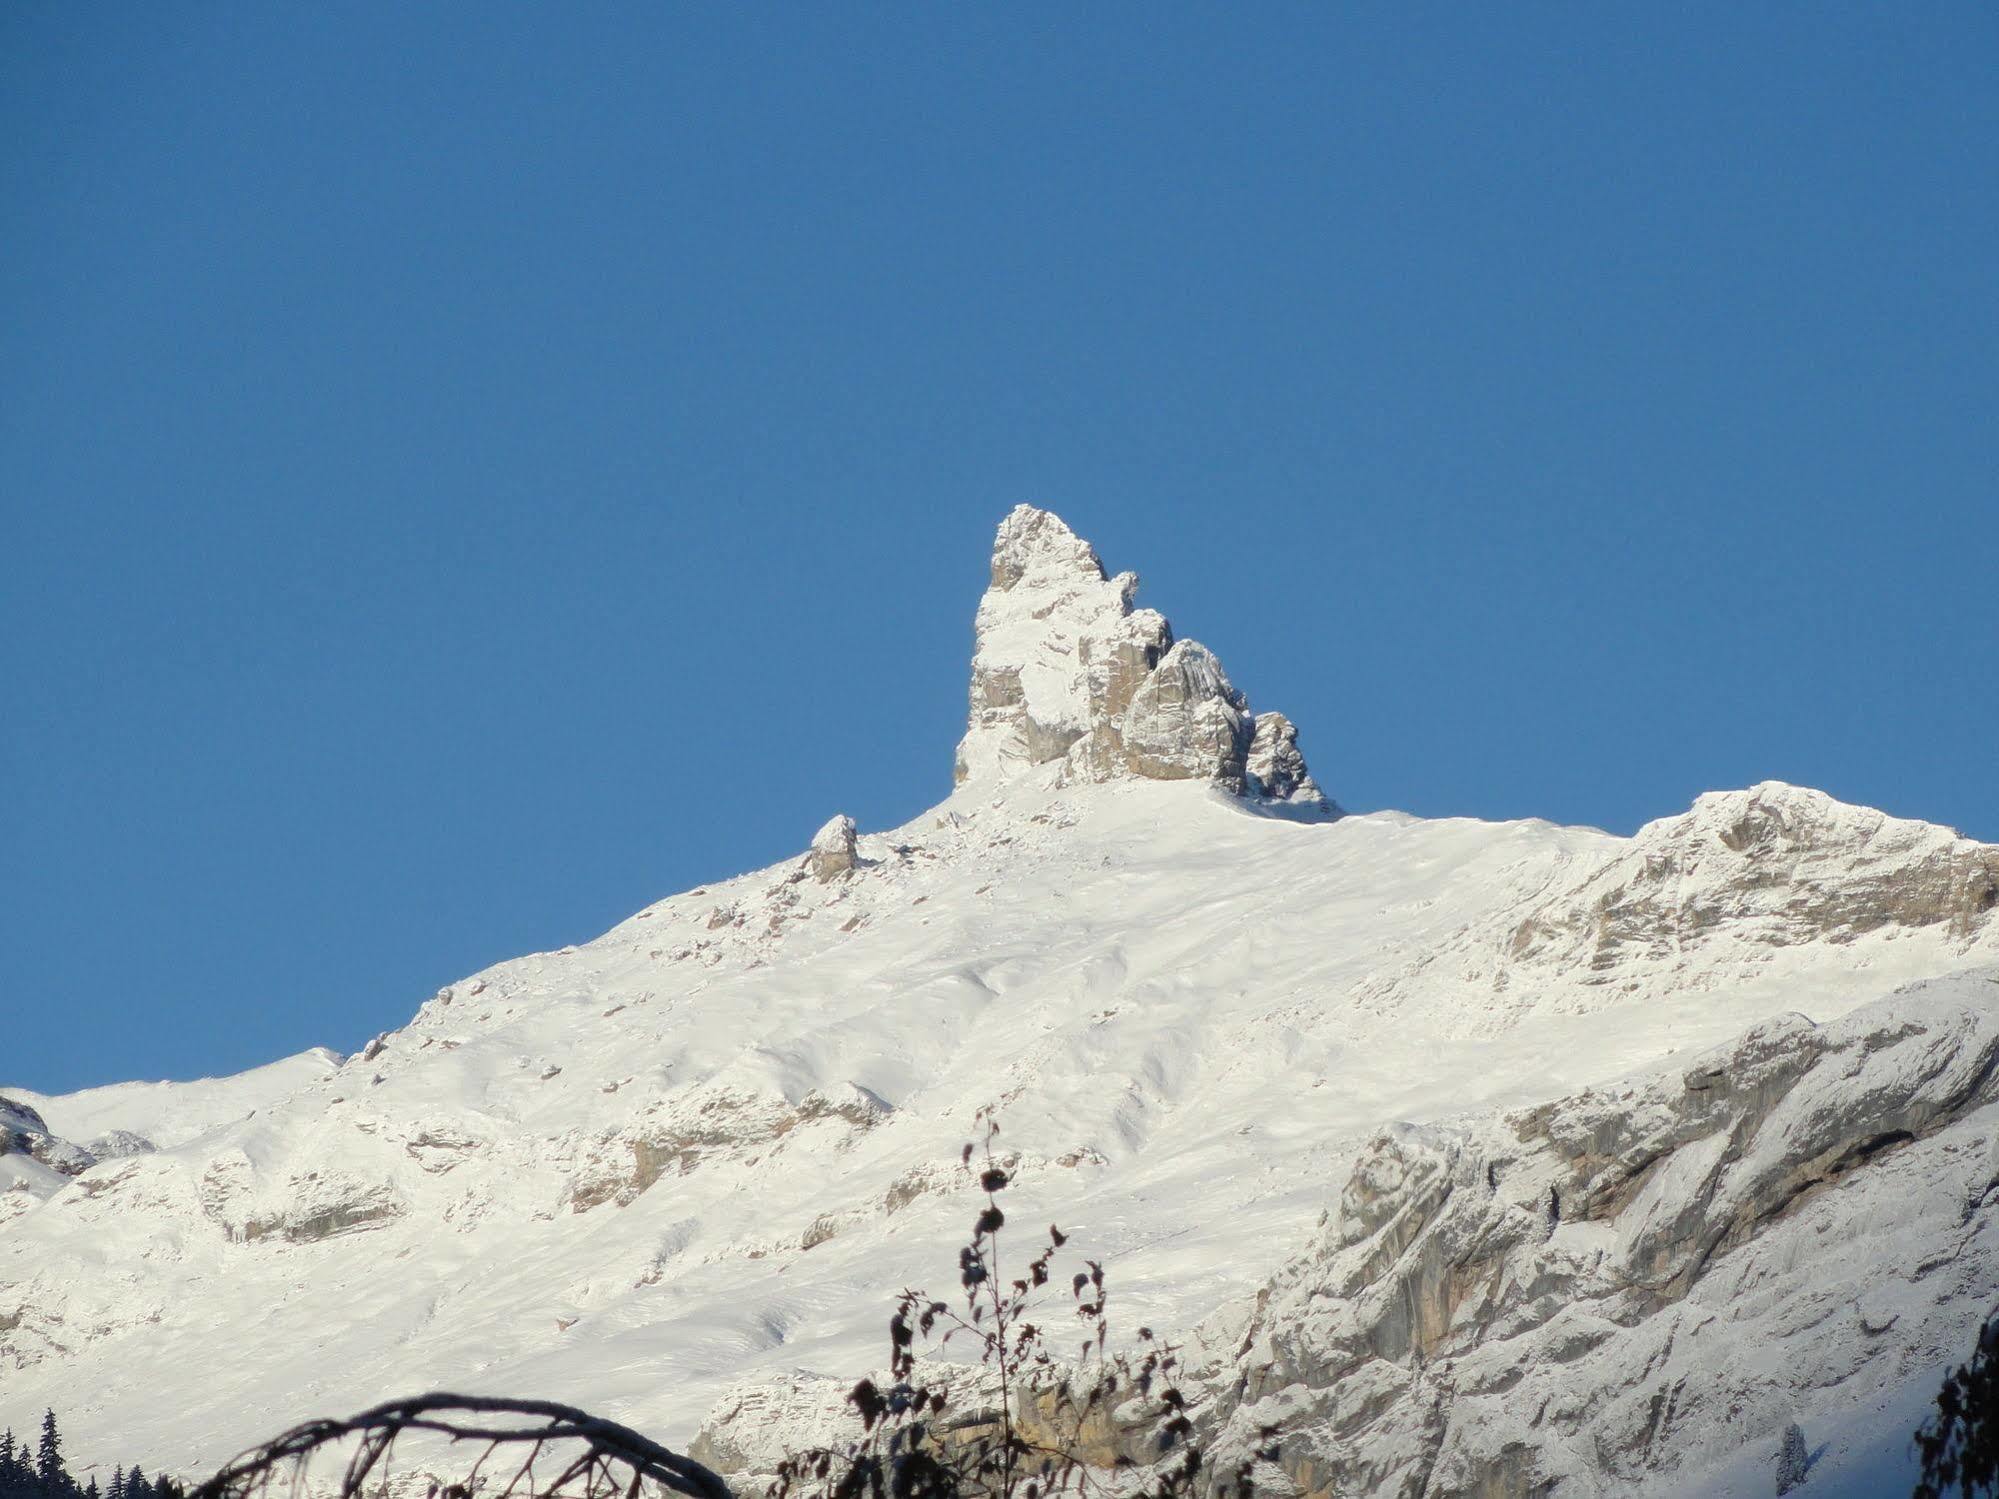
[3,1049,343,1153]
[3,512,1995,1499]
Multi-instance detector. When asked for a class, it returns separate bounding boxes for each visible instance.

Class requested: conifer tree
[36,1411,63,1496]
[108,1466,124,1499]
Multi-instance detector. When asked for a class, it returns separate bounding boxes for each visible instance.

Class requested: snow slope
[6,1049,342,1151]
[3,510,1994,1498]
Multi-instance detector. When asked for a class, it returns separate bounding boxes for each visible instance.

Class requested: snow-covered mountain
[5,509,1995,1498]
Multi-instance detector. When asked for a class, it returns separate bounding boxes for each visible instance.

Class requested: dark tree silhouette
[37,1412,66,1496]
[1916,1311,1999,1498]
[0,1409,174,1499]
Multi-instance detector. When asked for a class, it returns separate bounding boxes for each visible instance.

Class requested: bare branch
[191,1395,732,1499]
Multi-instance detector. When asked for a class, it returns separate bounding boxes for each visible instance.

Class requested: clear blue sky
[5,7,1995,1093]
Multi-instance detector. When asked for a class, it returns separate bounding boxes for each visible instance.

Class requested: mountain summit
[955,506,1327,809]
[4,515,1998,1499]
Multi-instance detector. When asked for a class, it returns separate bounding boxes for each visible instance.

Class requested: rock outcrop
[1199,971,1999,1498]
[1506,782,1999,986]
[1245,712,1321,804]
[804,814,859,882]
[1115,639,1251,789]
[0,1096,113,1181]
[954,507,1331,810]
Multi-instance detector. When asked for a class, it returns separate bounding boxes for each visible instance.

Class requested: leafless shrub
[771,1113,1269,1499]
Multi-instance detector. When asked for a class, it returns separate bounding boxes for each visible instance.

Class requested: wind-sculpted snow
[4,514,1998,1497]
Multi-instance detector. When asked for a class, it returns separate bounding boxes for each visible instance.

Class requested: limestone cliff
[954,506,1330,811]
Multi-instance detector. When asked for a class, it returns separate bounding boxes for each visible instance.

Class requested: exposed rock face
[955,506,1330,811]
[1116,640,1252,790]
[1200,972,1999,1498]
[1,1096,109,1180]
[569,1081,891,1213]
[194,1149,406,1244]
[804,815,859,882]
[1506,782,1999,985]
[957,508,1149,784]
[1245,712,1322,805]
[84,1130,156,1162]
[238,1190,403,1245]
[1070,608,1176,779]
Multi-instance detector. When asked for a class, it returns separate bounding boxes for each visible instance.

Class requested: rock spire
[954,506,1329,809]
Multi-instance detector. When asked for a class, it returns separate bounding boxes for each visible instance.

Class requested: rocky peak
[1664,781,1956,858]
[1634,785,1999,933]
[1504,780,1999,979]
[953,506,1330,810]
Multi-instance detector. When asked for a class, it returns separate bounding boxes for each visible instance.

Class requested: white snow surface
[5,1049,343,1151]
[3,773,1995,1495]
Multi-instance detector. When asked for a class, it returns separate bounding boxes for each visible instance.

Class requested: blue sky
[4,7,1995,1092]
